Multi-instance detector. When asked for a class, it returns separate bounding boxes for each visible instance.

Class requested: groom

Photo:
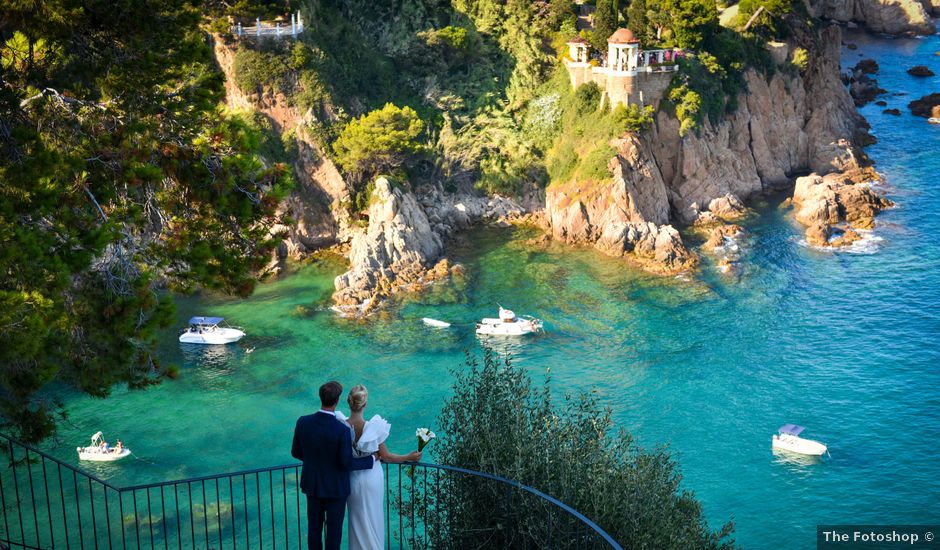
[292,381,375,550]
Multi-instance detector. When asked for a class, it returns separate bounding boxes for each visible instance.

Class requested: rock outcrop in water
[545,25,879,270]
[908,93,940,118]
[791,170,892,246]
[332,177,526,314]
[813,0,936,36]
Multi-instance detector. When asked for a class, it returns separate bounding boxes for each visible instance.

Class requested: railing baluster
[89,478,98,550]
[118,490,125,550]
[384,463,389,550]
[216,478,223,550]
[0,452,10,543]
[147,487,154,548]
[9,440,26,547]
[104,486,112,550]
[228,476,236,550]
[398,465,402,549]
[174,483,181,550]
[73,469,85,550]
[255,474,261,548]
[202,481,209,548]
[242,474,249,550]
[132,488,139,549]
[294,467,300,550]
[281,469,287,547]
[269,470,275,550]
[188,481,195,546]
[25,449,39,547]
[42,456,54,547]
[160,486,167,550]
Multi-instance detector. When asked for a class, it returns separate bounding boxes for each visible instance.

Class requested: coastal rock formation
[544,25,879,272]
[845,59,886,106]
[814,0,936,36]
[791,171,892,246]
[700,224,747,275]
[908,93,940,117]
[332,178,444,313]
[545,134,696,274]
[907,65,936,77]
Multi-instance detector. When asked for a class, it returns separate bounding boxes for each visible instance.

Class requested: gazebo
[566,36,591,64]
[607,28,641,73]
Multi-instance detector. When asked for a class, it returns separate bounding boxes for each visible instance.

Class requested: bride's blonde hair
[347,385,368,412]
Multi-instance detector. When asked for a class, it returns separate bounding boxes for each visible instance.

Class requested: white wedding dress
[337,412,390,550]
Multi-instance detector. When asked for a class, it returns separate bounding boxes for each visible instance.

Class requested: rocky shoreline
[213,11,912,314]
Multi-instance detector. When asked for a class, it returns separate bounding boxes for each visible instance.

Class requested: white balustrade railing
[233,12,305,38]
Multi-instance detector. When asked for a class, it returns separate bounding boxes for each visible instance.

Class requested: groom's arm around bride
[292,381,374,550]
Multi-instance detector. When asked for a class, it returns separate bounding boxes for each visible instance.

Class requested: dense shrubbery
[424,350,737,549]
[232,46,289,95]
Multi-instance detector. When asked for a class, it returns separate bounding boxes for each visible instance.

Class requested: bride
[340,385,421,550]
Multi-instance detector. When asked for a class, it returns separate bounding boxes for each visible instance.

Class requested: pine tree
[627,0,650,44]
[592,0,619,50]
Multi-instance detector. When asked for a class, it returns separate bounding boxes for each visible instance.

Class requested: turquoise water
[47,31,940,548]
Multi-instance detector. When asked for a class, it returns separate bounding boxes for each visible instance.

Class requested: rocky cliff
[813,0,936,35]
[544,25,881,273]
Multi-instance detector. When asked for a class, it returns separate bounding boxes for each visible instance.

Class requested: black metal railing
[0,432,622,549]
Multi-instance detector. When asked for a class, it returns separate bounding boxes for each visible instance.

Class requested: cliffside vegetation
[0,0,291,441]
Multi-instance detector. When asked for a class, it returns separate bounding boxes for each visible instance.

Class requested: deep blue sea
[46,29,940,548]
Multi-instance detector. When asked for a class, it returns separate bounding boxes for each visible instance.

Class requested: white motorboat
[179,316,245,345]
[77,432,131,462]
[475,307,543,336]
[422,317,451,328]
[772,424,828,456]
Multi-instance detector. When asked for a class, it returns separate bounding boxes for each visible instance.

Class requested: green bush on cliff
[425,349,737,549]
[232,45,289,94]
[333,103,426,186]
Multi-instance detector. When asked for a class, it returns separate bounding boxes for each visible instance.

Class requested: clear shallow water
[46,31,940,548]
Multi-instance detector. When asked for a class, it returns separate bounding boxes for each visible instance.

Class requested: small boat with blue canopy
[179,316,245,345]
[772,424,828,456]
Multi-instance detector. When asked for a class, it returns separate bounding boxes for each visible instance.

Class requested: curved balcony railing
[0,432,622,549]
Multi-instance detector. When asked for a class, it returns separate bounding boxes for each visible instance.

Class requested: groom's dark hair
[319,381,343,407]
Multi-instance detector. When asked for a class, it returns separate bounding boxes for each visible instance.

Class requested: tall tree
[591,0,618,50]
[0,0,290,442]
[627,0,650,44]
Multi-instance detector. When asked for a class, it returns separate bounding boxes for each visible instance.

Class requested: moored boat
[475,307,543,336]
[179,316,245,345]
[771,424,828,456]
[77,432,131,462]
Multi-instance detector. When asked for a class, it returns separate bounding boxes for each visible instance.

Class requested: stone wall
[564,62,675,108]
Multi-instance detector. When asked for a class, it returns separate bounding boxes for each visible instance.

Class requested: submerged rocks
[908,93,940,117]
[907,65,936,77]
[883,108,902,115]
[790,171,892,247]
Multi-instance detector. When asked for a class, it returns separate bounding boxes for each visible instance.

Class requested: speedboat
[77,432,131,462]
[179,316,245,344]
[475,307,543,336]
[771,424,828,456]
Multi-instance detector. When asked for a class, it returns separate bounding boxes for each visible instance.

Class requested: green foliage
[669,84,704,136]
[0,0,290,442]
[581,143,617,181]
[574,82,602,115]
[427,350,738,549]
[591,0,619,50]
[332,104,425,186]
[737,0,797,37]
[548,0,578,30]
[791,46,809,71]
[627,0,650,45]
[232,45,289,94]
[662,0,720,50]
[613,103,656,133]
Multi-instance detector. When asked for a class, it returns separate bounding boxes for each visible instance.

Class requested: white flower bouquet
[408,428,436,478]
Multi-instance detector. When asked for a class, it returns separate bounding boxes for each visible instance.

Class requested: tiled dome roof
[608,28,640,44]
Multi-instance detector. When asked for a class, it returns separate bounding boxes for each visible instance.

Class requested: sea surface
[45,30,940,548]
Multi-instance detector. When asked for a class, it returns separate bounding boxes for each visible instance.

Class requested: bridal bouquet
[407,428,436,478]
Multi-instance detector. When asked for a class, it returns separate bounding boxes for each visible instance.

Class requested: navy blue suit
[292,411,373,550]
